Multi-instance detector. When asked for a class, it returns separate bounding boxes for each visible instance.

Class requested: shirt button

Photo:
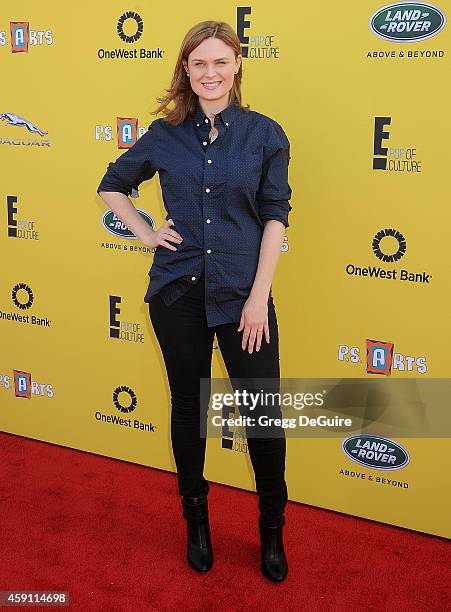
[225,122,229,126]
[205,188,210,193]
[206,219,211,223]
[202,141,207,146]
[191,276,196,281]
[207,159,212,164]
[206,249,212,254]
[204,118,209,123]
[196,122,200,127]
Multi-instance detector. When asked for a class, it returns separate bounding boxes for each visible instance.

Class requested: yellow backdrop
[1,1,450,538]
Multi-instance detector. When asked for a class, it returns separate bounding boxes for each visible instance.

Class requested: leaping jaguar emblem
[0,112,48,136]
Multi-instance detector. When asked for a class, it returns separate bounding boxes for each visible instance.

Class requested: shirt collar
[191,97,240,129]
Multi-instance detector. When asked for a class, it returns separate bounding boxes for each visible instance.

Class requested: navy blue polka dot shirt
[97,97,292,327]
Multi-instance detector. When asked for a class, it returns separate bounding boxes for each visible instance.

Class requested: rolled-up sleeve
[97,122,158,197]
[256,120,293,228]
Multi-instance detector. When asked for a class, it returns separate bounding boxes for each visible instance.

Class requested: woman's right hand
[141,219,183,251]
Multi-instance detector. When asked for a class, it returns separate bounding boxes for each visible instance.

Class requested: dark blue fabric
[97,97,292,327]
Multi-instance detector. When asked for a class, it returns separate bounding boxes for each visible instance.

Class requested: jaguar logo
[0,112,48,136]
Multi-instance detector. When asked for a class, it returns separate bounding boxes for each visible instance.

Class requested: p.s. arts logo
[345,228,433,286]
[237,6,280,59]
[109,295,145,343]
[370,2,446,42]
[0,114,50,147]
[0,369,54,399]
[342,434,410,470]
[338,339,427,375]
[373,117,422,172]
[96,117,154,200]
[94,385,156,433]
[0,282,52,328]
[6,195,41,239]
[95,117,150,149]
[97,11,164,60]
[0,21,53,52]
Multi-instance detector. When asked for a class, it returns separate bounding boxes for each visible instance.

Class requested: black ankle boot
[181,495,213,572]
[259,514,288,582]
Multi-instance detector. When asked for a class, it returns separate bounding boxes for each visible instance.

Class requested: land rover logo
[370,3,446,42]
[342,434,410,470]
[102,208,154,239]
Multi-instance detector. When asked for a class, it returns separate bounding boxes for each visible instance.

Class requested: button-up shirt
[97,98,292,327]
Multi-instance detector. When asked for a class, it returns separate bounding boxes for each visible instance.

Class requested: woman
[97,20,292,582]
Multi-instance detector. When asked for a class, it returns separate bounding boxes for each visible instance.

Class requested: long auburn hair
[152,21,250,126]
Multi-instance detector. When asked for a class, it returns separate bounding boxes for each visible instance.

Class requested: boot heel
[181,495,214,573]
[259,514,288,582]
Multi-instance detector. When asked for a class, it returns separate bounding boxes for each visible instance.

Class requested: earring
[186,72,190,77]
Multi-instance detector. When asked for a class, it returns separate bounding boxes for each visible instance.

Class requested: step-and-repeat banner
[1,3,450,538]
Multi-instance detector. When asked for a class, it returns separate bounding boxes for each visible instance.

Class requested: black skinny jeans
[148,273,288,519]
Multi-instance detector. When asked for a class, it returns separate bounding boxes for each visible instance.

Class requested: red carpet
[0,431,449,611]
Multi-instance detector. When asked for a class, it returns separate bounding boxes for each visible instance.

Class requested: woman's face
[183,37,241,107]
